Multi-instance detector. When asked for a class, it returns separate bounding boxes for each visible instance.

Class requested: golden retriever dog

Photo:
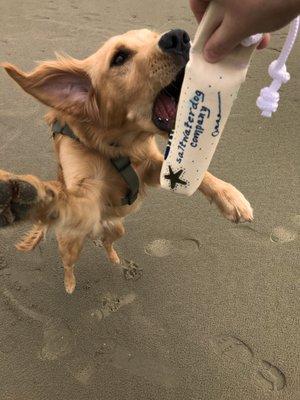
[0,29,253,293]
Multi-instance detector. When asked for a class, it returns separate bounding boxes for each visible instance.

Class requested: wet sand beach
[0,1,299,399]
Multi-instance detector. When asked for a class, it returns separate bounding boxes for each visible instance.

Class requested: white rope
[256,17,300,117]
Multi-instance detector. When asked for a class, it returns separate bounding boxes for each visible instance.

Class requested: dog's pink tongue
[154,93,177,122]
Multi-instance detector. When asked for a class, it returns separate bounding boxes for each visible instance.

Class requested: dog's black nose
[158,29,190,58]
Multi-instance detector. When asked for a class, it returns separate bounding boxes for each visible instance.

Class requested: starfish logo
[164,166,187,190]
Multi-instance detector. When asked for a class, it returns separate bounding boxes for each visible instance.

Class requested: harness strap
[111,157,139,206]
[52,121,139,206]
[52,120,79,142]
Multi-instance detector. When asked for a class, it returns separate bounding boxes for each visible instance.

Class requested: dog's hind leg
[57,234,85,294]
[101,220,125,265]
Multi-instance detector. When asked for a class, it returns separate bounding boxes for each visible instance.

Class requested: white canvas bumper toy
[160,2,299,195]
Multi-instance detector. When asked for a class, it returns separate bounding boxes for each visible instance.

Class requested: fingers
[203,19,270,62]
[257,33,271,50]
[189,1,271,63]
[203,16,245,62]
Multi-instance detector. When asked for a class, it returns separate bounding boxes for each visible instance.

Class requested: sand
[0,1,299,399]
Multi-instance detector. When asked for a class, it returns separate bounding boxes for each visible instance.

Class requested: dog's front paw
[0,175,38,227]
[212,183,254,223]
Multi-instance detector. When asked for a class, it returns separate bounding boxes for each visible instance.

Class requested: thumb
[203,17,245,63]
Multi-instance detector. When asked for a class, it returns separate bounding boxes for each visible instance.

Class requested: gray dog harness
[52,121,139,206]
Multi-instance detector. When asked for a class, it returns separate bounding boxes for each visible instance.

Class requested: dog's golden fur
[0,29,253,293]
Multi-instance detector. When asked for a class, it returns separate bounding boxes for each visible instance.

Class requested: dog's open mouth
[152,68,185,133]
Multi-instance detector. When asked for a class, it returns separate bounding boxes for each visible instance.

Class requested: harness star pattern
[164,166,187,190]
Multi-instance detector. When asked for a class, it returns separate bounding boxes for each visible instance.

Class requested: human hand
[189,0,300,62]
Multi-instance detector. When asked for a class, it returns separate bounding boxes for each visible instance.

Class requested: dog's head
[2,28,190,139]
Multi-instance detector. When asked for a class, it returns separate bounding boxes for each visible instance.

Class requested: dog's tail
[16,223,47,252]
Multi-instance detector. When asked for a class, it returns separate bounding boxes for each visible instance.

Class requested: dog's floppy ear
[2,55,99,121]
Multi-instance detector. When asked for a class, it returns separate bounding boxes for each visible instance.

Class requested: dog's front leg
[199,171,253,223]
[144,155,253,222]
[0,169,57,228]
[141,154,164,187]
[0,168,102,293]
[143,159,253,223]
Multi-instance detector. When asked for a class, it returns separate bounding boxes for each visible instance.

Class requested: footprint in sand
[93,238,143,281]
[210,335,286,392]
[93,238,143,282]
[230,218,298,245]
[121,259,143,281]
[2,289,74,361]
[210,335,254,366]
[268,214,300,244]
[40,319,74,361]
[256,360,286,391]
[270,226,297,244]
[145,237,200,258]
[73,364,95,385]
[66,360,96,385]
[90,292,136,321]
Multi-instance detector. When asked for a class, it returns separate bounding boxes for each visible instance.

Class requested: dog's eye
[111,49,131,67]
